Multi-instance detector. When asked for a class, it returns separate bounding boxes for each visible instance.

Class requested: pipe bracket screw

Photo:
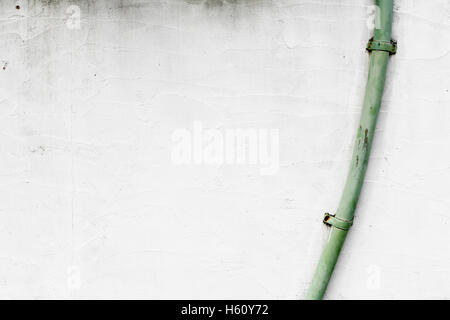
[323,213,353,231]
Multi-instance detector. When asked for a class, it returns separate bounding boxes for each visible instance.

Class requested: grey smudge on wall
[183,0,264,7]
[30,146,47,155]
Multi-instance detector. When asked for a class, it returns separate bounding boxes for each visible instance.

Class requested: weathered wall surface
[0,0,449,299]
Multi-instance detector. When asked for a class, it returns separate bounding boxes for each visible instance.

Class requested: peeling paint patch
[364,128,369,151]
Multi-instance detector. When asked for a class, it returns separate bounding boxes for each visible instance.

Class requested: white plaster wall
[0,0,449,299]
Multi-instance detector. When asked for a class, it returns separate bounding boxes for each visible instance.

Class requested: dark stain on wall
[22,0,269,13]
[28,0,264,8]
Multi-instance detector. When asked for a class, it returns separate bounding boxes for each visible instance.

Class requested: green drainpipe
[306,0,396,300]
